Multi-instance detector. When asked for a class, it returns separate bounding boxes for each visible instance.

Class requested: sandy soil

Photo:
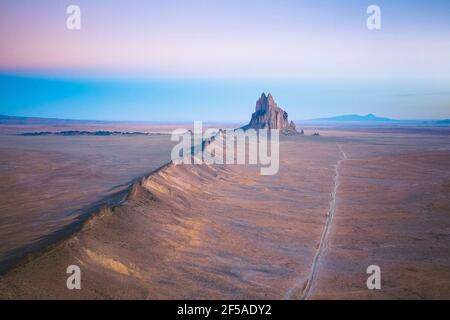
[0,134,175,272]
[0,127,449,299]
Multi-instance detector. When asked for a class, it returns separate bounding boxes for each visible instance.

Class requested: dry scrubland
[0,125,449,299]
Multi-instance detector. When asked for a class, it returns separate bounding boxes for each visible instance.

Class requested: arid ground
[0,124,449,299]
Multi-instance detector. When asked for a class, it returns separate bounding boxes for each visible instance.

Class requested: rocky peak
[255,93,278,113]
[242,93,298,134]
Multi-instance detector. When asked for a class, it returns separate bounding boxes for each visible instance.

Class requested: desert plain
[0,123,449,299]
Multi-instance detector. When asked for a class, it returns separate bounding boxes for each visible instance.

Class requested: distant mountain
[314,114,393,122]
[0,114,105,125]
[311,114,450,124]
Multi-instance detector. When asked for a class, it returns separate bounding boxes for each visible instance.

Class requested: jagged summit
[242,93,298,134]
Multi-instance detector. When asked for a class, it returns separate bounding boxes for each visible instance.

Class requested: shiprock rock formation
[241,93,299,135]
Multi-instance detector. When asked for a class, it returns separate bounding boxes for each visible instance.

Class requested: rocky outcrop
[241,93,298,134]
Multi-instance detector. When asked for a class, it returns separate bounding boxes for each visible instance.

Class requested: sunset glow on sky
[1,0,449,121]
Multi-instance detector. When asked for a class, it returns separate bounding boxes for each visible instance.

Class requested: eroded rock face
[242,93,298,134]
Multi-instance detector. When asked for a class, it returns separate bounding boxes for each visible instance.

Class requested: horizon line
[1,113,449,124]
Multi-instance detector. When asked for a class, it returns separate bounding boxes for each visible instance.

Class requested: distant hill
[313,113,393,122]
[310,114,450,124]
[0,114,105,125]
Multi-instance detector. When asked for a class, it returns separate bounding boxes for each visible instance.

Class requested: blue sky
[0,0,449,121]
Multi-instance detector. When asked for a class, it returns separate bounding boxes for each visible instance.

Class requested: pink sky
[1,0,449,81]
